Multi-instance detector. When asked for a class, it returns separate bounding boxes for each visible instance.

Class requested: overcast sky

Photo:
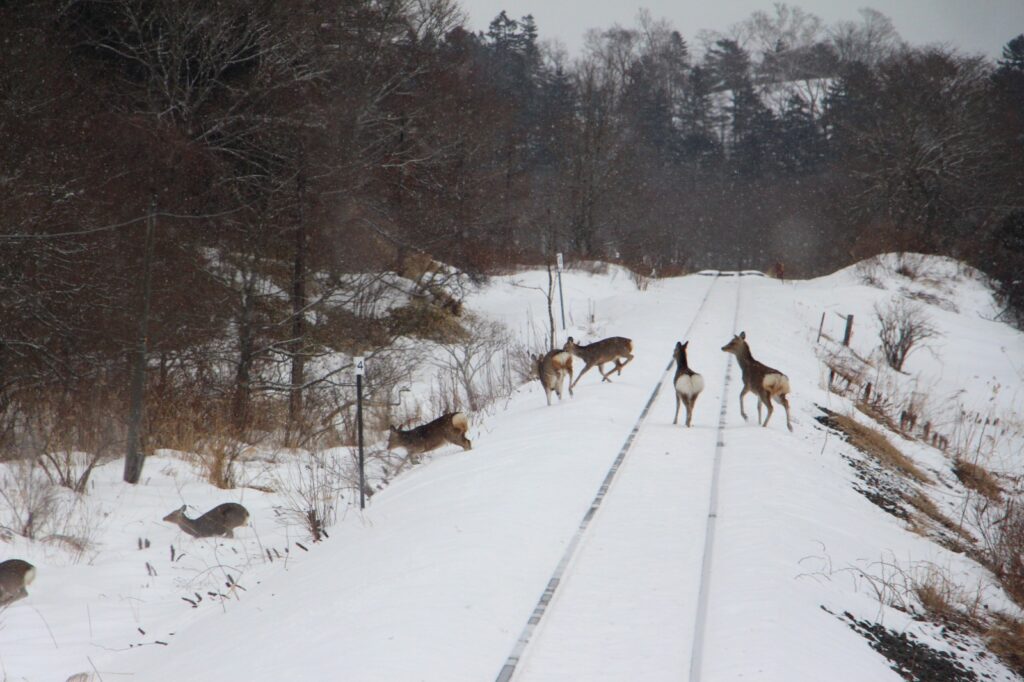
[456,1,1023,61]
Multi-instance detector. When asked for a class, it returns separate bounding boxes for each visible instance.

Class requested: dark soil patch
[832,609,979,682]
[816,407,912,521]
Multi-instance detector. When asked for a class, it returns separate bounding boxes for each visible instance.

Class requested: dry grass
[829,412,932,484]
[911,565,985,629]
[855,400,904,436]
[986,615,1024,675]
[905,491,974,545]
[953,458,1003,502]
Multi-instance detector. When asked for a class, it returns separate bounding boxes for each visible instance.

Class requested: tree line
[1,1,1022,478]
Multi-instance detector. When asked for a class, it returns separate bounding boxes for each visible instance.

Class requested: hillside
[2,255,1023,681]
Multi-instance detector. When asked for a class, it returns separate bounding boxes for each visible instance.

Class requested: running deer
[387,412,472,455]
[162,503,250,538]
[721,331,793,431]
[564,336,634,389]
[672,341,705,427]
[535,349,574,405]
[0,559,36,605]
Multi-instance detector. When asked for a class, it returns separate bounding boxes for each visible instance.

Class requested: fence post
[556,252,566,330]
[355,356,366,510]
[842,314,854,347]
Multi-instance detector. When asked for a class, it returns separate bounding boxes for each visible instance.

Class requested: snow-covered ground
[2,255,1022,681]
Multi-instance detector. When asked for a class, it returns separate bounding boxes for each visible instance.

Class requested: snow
[2,255,1022,681]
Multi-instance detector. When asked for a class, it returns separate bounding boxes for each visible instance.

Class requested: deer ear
[682,341,688,348]
[567,336,574,343]
[739,331,746,339]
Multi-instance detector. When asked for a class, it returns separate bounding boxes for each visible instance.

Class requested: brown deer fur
[721,331,793,431]
[564,336,634,389]
[162,503,250,538]
[672,341,705,427]
[535,349,574,405]
[0,559,36,605]
[388,412,471,455]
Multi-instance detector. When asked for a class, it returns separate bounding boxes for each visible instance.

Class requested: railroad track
[495,271,750,682]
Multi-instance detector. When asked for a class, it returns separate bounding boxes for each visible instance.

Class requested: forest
[1,1,1023,475]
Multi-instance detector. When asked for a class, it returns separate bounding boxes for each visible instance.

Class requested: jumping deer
[564,336,634,389]
[0,559,36,606]
[163,503,250,538]
[535,348,574,405]
[721,331,793,431]
[672,341,704,427]
[387,412,472,455]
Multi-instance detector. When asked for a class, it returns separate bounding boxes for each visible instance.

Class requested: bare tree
[875,297,937,372]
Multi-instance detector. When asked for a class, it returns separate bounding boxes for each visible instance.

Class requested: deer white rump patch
[763,373,790,395]
[24,566,36,586]
[451,412,469,431]
[549,352,571,366]
[675,373,705,397]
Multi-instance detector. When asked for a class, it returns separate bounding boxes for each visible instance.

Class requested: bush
[875,297,937,371]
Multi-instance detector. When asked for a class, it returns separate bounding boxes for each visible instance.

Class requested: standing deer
[0,559,36,605]
[388,412,472,455]
[721,331,793,431]
[564,336,634,389]
[535,349,574,405]
[672,341,704,427]
[163,503,250,538]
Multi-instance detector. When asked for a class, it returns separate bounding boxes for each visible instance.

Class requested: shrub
[875,297,938,371]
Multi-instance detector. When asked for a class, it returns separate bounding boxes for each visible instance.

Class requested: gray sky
[457,1,1024,61]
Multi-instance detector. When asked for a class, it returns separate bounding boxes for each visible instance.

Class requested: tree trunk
[288,164,308,440]
[124,199,156,484]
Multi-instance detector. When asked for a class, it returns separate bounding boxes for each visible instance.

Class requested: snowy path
[508,276,740,681]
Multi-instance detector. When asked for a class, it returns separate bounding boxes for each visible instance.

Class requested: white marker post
[354,356,366,509]
[555,252,566,330]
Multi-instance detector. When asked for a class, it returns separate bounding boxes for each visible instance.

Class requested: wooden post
[816,312,826,343]
[355,356,366,510]
[842,314,854,347]
[556,252,566,331]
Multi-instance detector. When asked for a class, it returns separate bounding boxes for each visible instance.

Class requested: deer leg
[454,433,472,451]
[739,386,749,421]
[776,393,793,432]
[566,368,574,396]
[760,391,774,427]
[544,385,553,406]
[570,363,594,389]
[616,354,634,376]
[685,396,695,427]
[599,362,614,382]
[674,393,682,425]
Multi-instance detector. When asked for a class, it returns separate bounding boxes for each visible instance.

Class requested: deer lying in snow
[564,336,634,389]
[163,503,250,538]
[672,341,704,427]
[388,412,472,455]
[0,559,36,606]
[535,349,574,405]
[721,331,793,431]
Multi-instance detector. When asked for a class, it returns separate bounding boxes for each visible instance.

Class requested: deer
[672,341,704,427]
[387,412,471,455]
[721,331,793,431]
[535,348,574,405]
[564,336,634,389]
[0,559,35,606]
[163,502,250,538]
